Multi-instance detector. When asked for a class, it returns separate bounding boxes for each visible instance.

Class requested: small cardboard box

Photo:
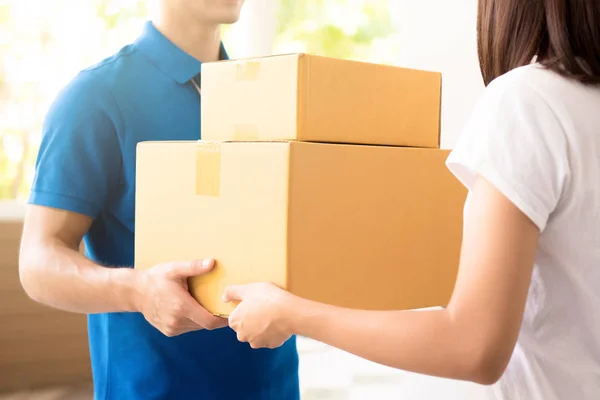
[135,141,466,317]
[201,53,442,148]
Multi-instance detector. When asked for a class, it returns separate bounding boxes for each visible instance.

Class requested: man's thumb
[169,259,214,279]
[223,285,245,303]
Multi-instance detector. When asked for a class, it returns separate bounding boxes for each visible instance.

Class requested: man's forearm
[20,240,140,314]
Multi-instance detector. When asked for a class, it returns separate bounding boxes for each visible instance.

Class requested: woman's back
[450,63,600,399]
[501,66,600,400]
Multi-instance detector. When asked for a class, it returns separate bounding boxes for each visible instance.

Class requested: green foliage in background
[0,2,31,200]
[0,0,396,201]
[95,0,149,30]
[0,0,149,201]
[276,0,396,61]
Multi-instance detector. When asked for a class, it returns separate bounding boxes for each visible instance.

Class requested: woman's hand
[223,282,297,349]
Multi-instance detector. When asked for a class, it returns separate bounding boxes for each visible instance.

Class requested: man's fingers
[166,259,215,279]
[162,319,203,337]
[181,295,227,330]
[223,284,247,303]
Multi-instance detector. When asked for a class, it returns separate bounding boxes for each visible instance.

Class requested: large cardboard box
[135,141,467,317]
[201,53,442,148]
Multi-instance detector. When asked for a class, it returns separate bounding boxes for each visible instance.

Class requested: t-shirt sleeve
[28,71,123,218]
[446,73,570,232]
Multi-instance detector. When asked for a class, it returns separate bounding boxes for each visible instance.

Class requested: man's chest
[130,89,201,141]
[122,87,201,169]
[110,88,202,222]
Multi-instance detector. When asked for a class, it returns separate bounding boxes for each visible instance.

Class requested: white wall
[226,0,277,58]
[0,200,25,220]
[392,0,484,148]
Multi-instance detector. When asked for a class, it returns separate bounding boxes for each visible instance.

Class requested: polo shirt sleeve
[28,71,123,219]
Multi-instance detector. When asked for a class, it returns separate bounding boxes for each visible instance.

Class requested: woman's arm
[225,175,540,384]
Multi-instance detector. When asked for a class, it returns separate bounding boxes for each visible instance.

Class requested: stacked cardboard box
[135,54,467,317]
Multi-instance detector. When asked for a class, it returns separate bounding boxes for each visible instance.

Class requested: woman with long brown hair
[219,0,600,398]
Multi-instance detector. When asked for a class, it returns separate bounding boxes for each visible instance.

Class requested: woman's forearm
[225,177,536,385]
[286,297,502,385]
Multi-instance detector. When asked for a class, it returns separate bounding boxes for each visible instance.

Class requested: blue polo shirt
[29,21,299,400]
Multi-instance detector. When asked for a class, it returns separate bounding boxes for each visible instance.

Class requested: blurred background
[0,0,485,398]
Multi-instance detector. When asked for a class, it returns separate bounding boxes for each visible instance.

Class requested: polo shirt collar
[135,21,229,84]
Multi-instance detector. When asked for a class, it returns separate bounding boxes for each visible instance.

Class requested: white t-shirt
[446,64,600,400]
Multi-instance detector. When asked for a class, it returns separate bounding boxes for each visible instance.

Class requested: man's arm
[19,205,227,334]
[19,205,138,314]
[22,70,226,334]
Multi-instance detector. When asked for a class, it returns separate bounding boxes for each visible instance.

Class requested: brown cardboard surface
[0,221,92,392]
[201,54,442,148]
[135,141,467,317]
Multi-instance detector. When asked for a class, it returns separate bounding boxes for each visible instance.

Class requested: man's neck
[152,13,221,62]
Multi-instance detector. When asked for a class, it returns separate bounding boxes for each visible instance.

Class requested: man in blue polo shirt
[18,1,299,399]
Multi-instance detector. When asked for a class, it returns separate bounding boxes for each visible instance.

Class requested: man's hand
[134,259,228,337]
[19,205,228,334]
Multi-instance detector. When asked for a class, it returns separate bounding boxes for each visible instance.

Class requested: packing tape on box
[196,142,221,197]
[235,60,261,81]
[233,124,260,140]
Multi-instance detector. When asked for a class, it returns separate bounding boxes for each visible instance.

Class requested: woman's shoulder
[484,63,597,113]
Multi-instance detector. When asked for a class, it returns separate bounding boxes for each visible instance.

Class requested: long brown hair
[477,0,600,86]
